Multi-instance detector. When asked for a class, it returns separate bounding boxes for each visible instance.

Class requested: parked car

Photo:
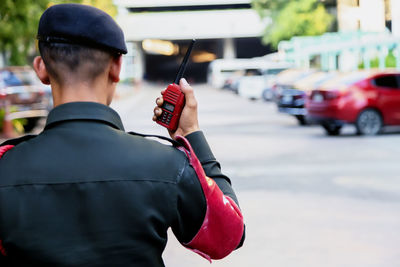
[276,71,339,125]
[0,66,52,132]
[236,68,263,98]
[237,66,289,101]
[307,70,400,136]
[222,70,244,93]
[273,68,316,125]
[208,58,268,89]
[261,67,289,101]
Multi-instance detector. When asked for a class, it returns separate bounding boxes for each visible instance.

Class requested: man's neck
[51,79,114,107]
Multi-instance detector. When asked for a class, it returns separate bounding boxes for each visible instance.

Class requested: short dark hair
[38,42,115,84]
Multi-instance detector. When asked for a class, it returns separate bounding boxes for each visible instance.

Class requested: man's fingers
[179,78,193,95]
[179,78,197,108]
[156,96,163,107]
[152,93,164,121]
[152,107,162,121]
[154,107,162,116]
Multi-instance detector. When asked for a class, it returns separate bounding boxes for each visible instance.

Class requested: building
[337,0,400,35]
[114,0,270,82]
[278,0,400,71]
[337,0,387,32]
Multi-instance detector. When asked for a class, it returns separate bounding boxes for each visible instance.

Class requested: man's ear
[33,56,50,85]
[109,55,122,83]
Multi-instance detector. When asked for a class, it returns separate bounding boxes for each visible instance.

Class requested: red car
[307,70,400,135]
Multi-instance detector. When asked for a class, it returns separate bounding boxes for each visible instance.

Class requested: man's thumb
[180,78,196,107]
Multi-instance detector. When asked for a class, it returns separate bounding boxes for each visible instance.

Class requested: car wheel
[295,115,308,126]
[356,109,382,136]
[322,123,342,136]
[262,89,272,101]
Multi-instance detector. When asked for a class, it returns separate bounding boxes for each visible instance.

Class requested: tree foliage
[252,0,334,48]
[81,0,117,17]
[0,0,48,65]
[0,0,117,66]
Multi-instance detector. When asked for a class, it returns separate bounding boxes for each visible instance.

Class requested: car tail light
[0,89,6,99]
[293,92,305,100]
[310,89,345,102]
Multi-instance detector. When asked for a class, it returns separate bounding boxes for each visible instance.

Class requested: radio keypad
[161,111,173,125]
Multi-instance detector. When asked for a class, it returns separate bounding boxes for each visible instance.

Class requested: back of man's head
[38,42,114,85]
[36,4,127,85]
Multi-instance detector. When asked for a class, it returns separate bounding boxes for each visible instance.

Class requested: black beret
[37,3,127,54]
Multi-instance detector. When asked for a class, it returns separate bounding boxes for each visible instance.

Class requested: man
[0,3,244,266]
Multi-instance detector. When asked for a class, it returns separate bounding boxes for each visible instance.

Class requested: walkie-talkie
[156,39,196,131]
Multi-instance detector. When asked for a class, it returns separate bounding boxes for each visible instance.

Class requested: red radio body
[156,39,195,132]
[156,83,185,131]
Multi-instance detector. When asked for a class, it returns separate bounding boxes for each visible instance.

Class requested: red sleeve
[175,136,244,262]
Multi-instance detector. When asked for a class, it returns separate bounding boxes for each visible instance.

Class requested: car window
[245,69,262,76]
[373,75,399,89]
[0,70,23,87]
[264,68,287,75]
[221,69,236,73]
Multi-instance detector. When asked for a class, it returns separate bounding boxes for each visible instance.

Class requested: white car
[237,75,265,100]
[237,67,289,100]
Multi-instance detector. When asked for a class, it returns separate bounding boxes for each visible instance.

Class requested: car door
[373,74,400,125]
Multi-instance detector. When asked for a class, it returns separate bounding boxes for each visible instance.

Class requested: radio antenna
[174,39,196,84]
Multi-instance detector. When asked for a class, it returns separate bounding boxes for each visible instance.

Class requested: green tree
[0,0,117,66]
[0,0,49,65]
[50,0,117,16]
[81,0,117,17]
[252,0,334,48]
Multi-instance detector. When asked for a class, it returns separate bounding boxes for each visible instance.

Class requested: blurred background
[1,1,400,266]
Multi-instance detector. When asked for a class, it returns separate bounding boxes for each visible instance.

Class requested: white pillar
[120,42,144,82]
[359,0,385,32]
[328,53,337,70]
[133,42,145,82]
[223,38,236,59]
[392,0,400,37]
[394,46,400,70]
[379,46,388,69]
[339,49,359,71]
[0,53,4,68]
[363,49,371,69]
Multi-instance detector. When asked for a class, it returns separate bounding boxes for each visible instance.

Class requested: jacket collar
[45,102,125,131]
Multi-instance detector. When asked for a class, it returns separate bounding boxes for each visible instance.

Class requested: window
[373,75,399,89]
[265,68,287,75]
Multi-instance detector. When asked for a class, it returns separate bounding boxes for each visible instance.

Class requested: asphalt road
[112,82,400,267]
[4,83,399,266]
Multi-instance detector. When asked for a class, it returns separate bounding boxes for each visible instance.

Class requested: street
[112,83,400,267]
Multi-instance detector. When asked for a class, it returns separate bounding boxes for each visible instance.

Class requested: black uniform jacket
[0,102,241,266]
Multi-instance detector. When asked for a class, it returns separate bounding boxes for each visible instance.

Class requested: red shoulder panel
[0,145,14,159]
[175,136,244,262]
[0,145,13,256]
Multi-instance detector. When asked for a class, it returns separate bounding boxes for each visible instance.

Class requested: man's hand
[153,78,200,139]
